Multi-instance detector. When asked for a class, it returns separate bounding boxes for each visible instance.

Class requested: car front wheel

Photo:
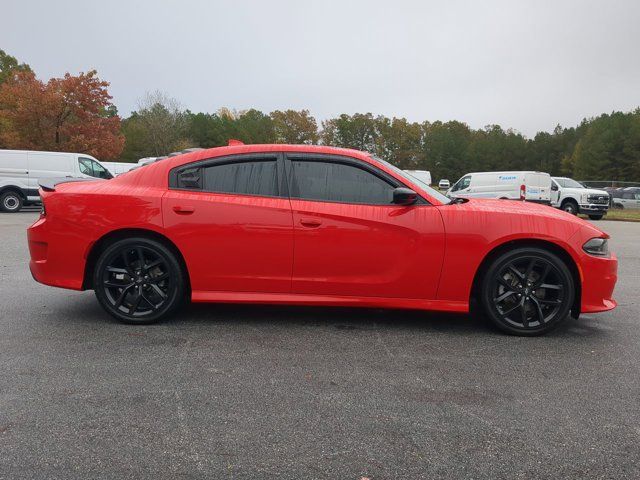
[93,237,185,324]
[561,200,578,215]
[481,247,575,336]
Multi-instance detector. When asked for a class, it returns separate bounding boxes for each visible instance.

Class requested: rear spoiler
[39,177,104,192]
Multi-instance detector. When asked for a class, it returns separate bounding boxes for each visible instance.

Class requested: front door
[286,154,446,299]
[163,153,294,294]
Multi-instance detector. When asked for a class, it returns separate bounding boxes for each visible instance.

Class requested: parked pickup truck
[550,177,610,220]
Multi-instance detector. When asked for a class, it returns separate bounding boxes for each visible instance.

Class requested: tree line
[1,49,639,182]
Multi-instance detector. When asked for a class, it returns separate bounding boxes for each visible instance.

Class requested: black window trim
[283,153,429,206]
[168,152,287,199]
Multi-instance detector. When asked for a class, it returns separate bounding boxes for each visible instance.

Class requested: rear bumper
[27,215,84,290]
[579,252,618,313]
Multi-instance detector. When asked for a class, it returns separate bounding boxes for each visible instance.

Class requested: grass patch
[579,209,640,222]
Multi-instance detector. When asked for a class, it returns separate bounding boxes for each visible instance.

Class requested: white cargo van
[447,171,552,204]
[0,149,112,212]
[404,170,432,186]
[101,161,138,176]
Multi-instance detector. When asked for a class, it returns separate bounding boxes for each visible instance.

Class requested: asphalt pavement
[0,212,638,479]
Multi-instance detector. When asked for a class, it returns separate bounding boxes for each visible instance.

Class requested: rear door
[162,153,294,294]
[525,173,551,202]
[285,153,445,299]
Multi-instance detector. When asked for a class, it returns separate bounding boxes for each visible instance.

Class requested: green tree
[321,113,378,152]
[0,49,31,85]
[572,111,640,181]
[270,109,318,144]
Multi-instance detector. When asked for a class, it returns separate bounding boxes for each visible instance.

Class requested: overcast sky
[4,0,640,137]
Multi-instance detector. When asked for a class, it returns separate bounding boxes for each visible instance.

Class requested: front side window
[452,176,471,192]
[78,157,93,176]
[289,160,395,204]
[79,157,112,179]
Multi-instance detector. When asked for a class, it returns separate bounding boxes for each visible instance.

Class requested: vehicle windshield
[554,177,584,189]
[370,156,452,204]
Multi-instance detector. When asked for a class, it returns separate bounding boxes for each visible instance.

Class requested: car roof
[161,144,370,170]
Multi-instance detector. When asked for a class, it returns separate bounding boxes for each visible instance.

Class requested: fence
[580,180,640,189]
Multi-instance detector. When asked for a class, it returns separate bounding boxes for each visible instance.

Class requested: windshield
[554,177,584,189]
[370,156,451,204]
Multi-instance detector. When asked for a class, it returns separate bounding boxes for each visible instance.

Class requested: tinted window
[290,160,394,204]
[202,160,278,196]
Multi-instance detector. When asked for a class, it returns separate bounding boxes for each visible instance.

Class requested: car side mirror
[551,184,558,191]
[392,188,418,205]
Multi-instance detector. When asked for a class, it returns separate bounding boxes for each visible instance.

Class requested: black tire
[93,237,185,324]
[588,214,604,220]
[613,203,623,210]
[480,247,575,336]
[561,199,579,215]
[0,191,23,212]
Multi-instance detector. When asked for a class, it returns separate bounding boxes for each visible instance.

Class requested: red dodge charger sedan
[27,144,617,335]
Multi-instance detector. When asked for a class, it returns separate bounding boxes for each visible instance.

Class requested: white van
[101,161,138,176]
[447,171,552,204]
[0,149,112,212]
[404,170,432,186]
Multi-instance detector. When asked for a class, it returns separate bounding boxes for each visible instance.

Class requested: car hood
[443,198,608,236]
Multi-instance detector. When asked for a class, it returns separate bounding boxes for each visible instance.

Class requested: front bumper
[579,203,609,215]
[579,252,618,313]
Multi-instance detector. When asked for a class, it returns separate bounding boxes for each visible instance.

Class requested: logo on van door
[498,175,516,181]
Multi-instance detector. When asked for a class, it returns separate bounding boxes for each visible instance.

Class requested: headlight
[581,193,589,203]
[583,238,609,256]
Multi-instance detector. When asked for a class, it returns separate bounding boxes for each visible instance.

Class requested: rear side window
[173,159,278,197]
[203,161,277,196]
[289,160,394,204]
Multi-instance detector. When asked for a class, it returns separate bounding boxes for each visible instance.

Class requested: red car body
[28,144,617,321]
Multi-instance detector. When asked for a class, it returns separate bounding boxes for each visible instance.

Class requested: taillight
[520,184,526,200]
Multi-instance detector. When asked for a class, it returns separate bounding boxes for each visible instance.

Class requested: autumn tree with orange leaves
[0,69,124,159]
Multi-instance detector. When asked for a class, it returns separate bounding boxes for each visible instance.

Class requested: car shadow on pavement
[51,292,612,340]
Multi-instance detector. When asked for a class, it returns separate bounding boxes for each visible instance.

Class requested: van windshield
[554,177,583,189]
[370,156,452,204]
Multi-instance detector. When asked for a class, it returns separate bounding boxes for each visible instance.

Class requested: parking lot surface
[1,212,639,479]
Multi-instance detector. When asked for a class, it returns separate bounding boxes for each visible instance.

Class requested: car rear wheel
[0,191,23,212]
[481,248,575,336]
[561,199,578,215]
[93,238,185,324]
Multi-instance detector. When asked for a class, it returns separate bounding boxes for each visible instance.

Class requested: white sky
[4,0,640,137]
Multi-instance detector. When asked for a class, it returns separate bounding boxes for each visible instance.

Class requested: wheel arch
[469,238,581,319]
[82,228,191,296]
[0,185,26,199]
[560,196,579,207]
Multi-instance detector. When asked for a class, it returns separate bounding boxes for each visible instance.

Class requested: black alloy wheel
[481,248,574,336]
[94,238,185,324]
